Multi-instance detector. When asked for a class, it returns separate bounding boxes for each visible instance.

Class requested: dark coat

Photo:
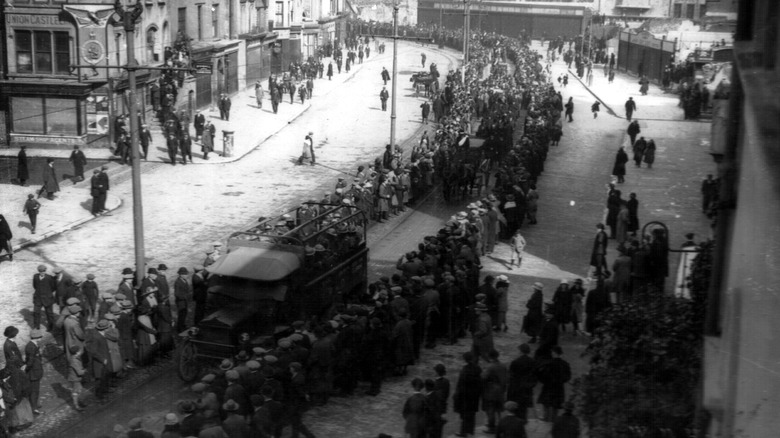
[507,354,537,407]
[85,330,110,379]
[434,376,450,413]
[178,413,205,437]
[496,415,528,438]
[403,392,429,436]
[537,357,571,408]
[392,318,415,366]
[453,362,482,414]
[4,338,24,369]
[644,140,656,164]
[33,273,57,307]
[17,149,30,181]
[536,318,559,359]
[585,286,612,333]
[590,230,608,266]
[25,341,44,381]
[612,149,629,176]
[552,285,573,324]
[551,411,581,438]
[42,164,60,193]
[523,290,543,336]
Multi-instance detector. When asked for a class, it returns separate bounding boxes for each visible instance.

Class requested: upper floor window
[15,30,70,75]
[275,2,284,27]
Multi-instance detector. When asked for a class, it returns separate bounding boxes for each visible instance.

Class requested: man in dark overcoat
[33,265,57,330]
[453,351,482,437]
[507,343,537,421]
[40,158,60,199]
[166,134,179,165]
[69,145,87,181]
[17,145,30,186]
[85,319,112,401]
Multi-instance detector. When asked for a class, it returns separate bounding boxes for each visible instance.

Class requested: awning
[206,246,301,281]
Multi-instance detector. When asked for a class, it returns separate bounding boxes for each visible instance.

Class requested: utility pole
[462,0,470,83]
[116,0,146,286]
[390,3,399,148]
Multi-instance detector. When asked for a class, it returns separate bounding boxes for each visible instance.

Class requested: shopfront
[0,9,93,148]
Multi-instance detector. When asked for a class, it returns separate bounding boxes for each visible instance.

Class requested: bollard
[222,130,234,157]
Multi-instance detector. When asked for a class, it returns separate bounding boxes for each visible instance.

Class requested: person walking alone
[643,139,656,168]
[612,147,629,183]
[380,87,390,111]
[624,97,637,121]
[627,119,641,146]
[564,97,574,122]
[298,132,316,166]
[23,194,41,234]
[17,145,30,186]
[591,101,600,118]
[39,158,60,200]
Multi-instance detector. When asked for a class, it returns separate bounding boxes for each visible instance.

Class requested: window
[178,7,187,35]
[275,2,284,27]
[14,30,70,75]
[12,96,81,135]
[197,5,203,40]
[212,4,219,38]
[146,27,158,62]
[673,4,681,18]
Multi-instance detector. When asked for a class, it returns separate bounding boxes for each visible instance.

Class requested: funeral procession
[0,0,775,437]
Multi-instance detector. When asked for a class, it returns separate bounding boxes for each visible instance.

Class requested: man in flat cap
[32,264,57,331]
[86,319,112,402]
[155,263,171,303]
[174,267,192,333]
[25,329,45,414]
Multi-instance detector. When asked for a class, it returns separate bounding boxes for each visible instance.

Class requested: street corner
[11,191,123,253]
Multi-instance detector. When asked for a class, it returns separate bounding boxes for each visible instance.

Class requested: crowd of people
[2,16,679,438]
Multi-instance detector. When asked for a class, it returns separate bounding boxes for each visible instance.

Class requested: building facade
[0,0,351,149]
[701,0,780,436]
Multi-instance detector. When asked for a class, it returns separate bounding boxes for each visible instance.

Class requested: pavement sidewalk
[0,183,121,255]
[0,52,387,257]
[0,53,380,166]
[532,40,687,122]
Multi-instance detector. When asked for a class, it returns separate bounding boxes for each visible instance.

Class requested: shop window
[12,96,80,136]
[14,30,70,75]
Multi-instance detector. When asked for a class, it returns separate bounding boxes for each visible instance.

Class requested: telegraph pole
[116,0,146,286]
[462,0,470,82]
[390,4,399,149]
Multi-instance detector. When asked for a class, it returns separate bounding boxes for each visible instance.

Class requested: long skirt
[8,397,34,428]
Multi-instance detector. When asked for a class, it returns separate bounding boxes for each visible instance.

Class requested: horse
[410,73,437,97]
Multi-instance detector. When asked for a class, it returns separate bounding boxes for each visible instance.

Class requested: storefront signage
[5,14,68,26]
[11,135,82,145]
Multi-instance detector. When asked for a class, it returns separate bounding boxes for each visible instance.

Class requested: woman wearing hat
[135,308,158,366]
[3,326,34,430]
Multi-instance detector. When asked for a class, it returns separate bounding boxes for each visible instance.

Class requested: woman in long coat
[643,139,656,168]
[611,147,629,183]
[135,309,158,366]
[523,285,544,343]
[41,158,60,199]
[3,326,33,431]
[17,146,29,186]
[615,202,631,245]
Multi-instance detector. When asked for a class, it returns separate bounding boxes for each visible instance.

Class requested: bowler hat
[37,265,47,272]
[4,326,19,338]
[178,267,189,275]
